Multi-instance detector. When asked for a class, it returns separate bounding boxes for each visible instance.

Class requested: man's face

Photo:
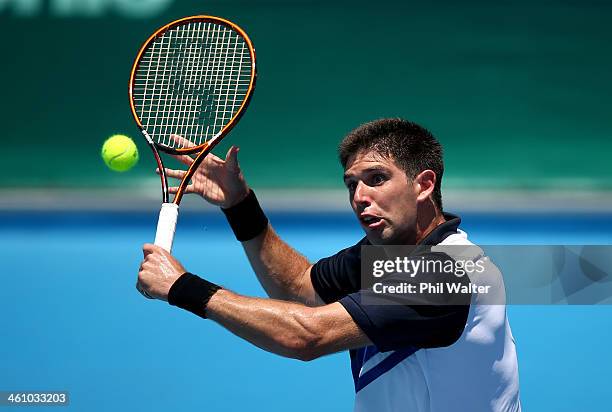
[343,149,418,245]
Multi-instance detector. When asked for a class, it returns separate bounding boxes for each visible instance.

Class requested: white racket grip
[154,203,179,252]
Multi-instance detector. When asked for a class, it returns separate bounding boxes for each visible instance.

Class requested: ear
[414,170,436,203]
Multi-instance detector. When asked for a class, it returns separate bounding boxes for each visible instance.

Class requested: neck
[415,203,445,244]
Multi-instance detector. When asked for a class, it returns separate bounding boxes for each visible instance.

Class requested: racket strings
[132,21,252,149]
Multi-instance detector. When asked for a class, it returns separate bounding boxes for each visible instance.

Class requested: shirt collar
[419,212,461,246]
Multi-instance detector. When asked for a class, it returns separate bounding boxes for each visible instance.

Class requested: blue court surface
[1,211,611,411]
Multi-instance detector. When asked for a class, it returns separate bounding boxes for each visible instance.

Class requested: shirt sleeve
[338,252,471,352]
[310,238,368,304]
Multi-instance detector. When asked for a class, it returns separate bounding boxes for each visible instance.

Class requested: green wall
[2,0,611,190]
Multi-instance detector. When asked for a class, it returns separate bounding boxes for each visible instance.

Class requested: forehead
[344,149,401,173]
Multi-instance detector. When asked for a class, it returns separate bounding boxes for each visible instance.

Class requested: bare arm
[137,244,371,361]
[206,289,369,361]
[162,138,322,305]
[241,224,321,306]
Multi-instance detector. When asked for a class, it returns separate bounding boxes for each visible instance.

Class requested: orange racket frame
[128,15,257,252]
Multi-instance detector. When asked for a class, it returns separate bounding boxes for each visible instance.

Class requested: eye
[372,173,386,185]
[346,181,357,192]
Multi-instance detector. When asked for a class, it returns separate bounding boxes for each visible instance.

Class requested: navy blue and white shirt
[311,214,521,412]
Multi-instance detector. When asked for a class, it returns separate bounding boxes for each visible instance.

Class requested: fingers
[136,283,154,299]
[167,133,229,169]
[170,134,196,149]
[139,244,168,300]
[168,135,197,166]
[203,151,224,164]
[169,134,222,165]
[142,243,172,262]
[168,184,196,194]
[169,150,222,169]
[156,167,189,194]
[142,243,157,257]
[158,161,216,183]
[170,154,195,166]
[157,167,186,180]
[225,146,240,172]
[144,243,169,254]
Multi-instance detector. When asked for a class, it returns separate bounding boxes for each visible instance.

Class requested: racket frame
[128,15,257,252]
[128,15,257,205]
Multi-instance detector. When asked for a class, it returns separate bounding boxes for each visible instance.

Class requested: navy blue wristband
[221,189,269,241]
[168,272,221,319]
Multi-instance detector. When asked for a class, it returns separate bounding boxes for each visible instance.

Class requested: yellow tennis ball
[101,134,139,172]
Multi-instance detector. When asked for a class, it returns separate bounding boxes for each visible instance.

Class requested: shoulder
[310,237,369,303]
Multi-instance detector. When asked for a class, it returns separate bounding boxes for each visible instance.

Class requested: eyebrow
[343,166,389,181]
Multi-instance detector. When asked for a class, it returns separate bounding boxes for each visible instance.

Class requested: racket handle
[154,203,179,252]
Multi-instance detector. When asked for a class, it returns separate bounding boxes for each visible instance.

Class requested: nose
[352,181,371,207]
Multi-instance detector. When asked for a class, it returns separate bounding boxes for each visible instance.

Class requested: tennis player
[137,119,521,412]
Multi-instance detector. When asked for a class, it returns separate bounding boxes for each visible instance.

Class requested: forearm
[222,190,318,305]
[141,250,371,360]
[242,224,314,304]
[205,289,367,361]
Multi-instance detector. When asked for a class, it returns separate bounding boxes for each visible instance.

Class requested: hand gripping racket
[129,16,256,252]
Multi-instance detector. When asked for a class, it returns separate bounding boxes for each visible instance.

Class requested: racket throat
[142,129,170,203]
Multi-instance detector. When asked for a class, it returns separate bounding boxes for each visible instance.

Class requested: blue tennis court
[1,211,611,411]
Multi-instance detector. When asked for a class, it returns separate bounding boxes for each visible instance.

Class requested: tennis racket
[129,15,256,253]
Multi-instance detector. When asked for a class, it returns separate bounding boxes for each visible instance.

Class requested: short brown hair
[339,118,444,210]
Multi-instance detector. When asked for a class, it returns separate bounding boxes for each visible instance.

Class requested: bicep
[296,265,326,307]
[301,302,371,359]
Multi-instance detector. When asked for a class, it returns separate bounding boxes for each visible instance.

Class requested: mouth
[359,214,385,229]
